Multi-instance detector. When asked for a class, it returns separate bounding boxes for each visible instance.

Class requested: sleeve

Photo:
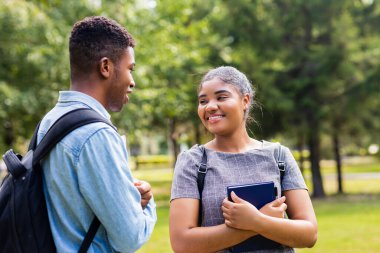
[281,146,308,191]
[170,149,200,201]
[76,128,157,253]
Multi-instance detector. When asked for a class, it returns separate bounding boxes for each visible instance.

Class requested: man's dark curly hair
[69,16,135,79]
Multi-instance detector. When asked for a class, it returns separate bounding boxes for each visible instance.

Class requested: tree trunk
[4,120,14,147]
[302,4,325,198]
[194,122,201,145]
[333,131,343,194]
[307,126,325,198]
[168,118,179,169]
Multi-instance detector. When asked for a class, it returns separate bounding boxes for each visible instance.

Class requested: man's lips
[124,93,130,104]
[124,90,133,104]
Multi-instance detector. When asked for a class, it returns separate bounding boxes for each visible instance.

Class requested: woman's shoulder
[177,144,203,161]
[262,140,291,150]
[261,140,293,158]
[262,140,280,148]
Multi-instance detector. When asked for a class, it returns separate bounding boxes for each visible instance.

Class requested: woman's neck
[207,129,261,153]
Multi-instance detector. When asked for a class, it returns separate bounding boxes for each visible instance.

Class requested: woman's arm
[169,198,256,253]
[223,189,317,248]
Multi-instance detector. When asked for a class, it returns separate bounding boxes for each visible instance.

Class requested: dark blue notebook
[226,181,282,252]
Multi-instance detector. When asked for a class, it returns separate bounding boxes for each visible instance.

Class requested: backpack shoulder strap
[275,143,286,182]
[196,145,207,226]
[32,108,115,167]
[78,217,101,253]
[196,145,208,195]
[31,107,115,253]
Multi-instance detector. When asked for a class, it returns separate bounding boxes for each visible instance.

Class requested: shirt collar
[57,91,111,120]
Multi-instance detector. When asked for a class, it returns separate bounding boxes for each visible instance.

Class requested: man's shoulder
[39,106,117,152]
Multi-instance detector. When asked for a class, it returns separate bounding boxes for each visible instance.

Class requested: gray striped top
[171,141,307,253]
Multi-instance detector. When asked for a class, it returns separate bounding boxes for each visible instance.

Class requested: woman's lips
[207,115,224,123]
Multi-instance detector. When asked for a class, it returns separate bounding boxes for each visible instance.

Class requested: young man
[38,16,156,252]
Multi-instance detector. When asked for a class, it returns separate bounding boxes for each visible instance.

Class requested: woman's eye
[199,100,207,105]
[218,96,227,100]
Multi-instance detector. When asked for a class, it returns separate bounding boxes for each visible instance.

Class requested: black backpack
[0,108,115,253]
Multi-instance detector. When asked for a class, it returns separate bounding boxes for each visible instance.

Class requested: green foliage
[1,0,379,187]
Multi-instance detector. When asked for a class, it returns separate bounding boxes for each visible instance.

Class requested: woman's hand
[222,191,261,230]
[260,196,287,218]
[222,192,287,231]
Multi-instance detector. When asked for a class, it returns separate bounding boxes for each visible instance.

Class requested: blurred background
[1,0,379,252]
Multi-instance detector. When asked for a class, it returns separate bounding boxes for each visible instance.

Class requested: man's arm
[77,127,156,252]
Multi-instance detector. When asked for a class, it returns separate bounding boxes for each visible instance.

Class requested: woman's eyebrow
[198,89,231,98]
[215,89,231,95]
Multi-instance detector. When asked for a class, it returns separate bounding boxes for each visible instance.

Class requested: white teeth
[208,115,223,120]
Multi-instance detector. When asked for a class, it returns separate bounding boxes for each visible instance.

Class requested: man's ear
[99,57,112,78]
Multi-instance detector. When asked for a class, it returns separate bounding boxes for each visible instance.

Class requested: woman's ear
[243,94,251,111]
[99,57,113,78]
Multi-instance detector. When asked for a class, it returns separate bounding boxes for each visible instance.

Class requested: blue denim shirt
[38,91,156,253]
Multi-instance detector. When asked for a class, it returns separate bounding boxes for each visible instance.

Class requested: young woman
[169,66,317,253]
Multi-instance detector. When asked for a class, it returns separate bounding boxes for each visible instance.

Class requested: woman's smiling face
[197,77,250,136]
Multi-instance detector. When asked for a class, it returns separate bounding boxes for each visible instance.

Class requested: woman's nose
[205,100,218,111]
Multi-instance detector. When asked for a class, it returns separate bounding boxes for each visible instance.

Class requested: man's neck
[70,79,106,108]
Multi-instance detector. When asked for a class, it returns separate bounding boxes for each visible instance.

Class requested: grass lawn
[298,194,380,253]
[134,158,380,253]
[1,157,379,252]
[136,194,380,253]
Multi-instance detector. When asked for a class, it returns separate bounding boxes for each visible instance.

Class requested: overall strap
[196,145,208,226]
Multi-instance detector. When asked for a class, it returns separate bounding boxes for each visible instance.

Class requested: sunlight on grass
[136,207,172,253]
[132,168,173,182]
[305,177,380,195]
[298,195,380,253]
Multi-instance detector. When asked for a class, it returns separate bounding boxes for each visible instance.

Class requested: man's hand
[134,180,153,209]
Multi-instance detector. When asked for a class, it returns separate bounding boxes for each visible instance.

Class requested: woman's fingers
[280,203,288,212]
[271,196,286,207]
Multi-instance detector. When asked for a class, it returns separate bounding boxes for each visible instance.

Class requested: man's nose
[128,80,135,91]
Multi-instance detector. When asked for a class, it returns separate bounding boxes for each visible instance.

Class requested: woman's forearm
[171,224,257,253]
[255,215,317,248]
